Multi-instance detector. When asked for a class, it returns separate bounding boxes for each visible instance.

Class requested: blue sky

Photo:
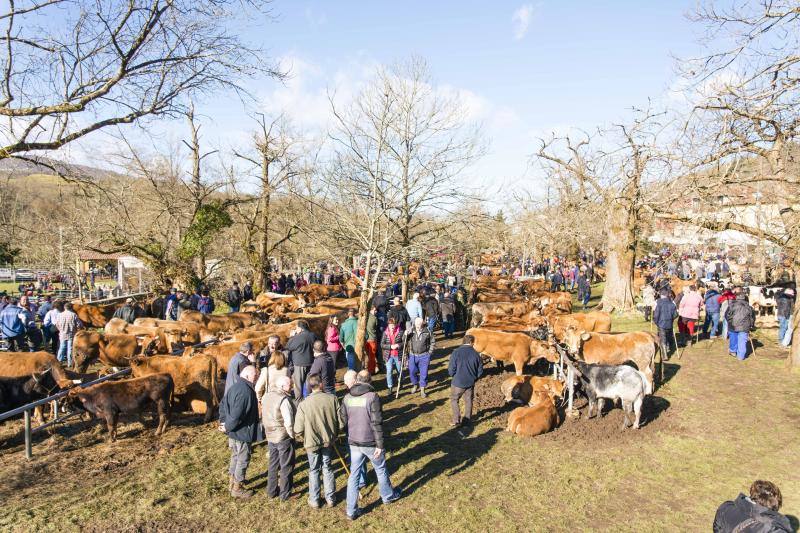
[77,1,702,195]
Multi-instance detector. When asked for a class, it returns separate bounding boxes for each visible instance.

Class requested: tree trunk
[601,201,636,312]
[354,289,371,369]
[789,264,800,370]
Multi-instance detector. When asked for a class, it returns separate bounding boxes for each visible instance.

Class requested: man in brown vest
[262,375,296,500]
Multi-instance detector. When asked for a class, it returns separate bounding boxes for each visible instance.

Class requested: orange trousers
[365,340,378,374]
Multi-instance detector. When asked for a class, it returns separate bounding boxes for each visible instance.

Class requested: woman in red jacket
[325,316,342,368]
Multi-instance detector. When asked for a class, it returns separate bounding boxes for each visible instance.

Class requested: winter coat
[340,382,384,449]
[653,298,678,330]
[387,305,409,329]
[339,317,358,351]
[439,298,456,322]
[423,297,440,320]
[0,304,26,338]
[219,378,259,443]
[242,284,254,302]
[226,287,242,307]
[198,296,214,314]
[704,290,721,314]
[308,352,336,394]
[725,297,755,333]
[380,326,403,361]
[293,390,342,451]
[409,327,434,355]
[448,345,483,389]
[776,291,795,319]
[113,304,137,324]
[405,299,423,321]
[224,352,252,395]
[372,292,388,314]
[325,325,342,352]
[678,291,703,320]
[366,312,378,341]
[713,493,792,533]
[286,328,316,367]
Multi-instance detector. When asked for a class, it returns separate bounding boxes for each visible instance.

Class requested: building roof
[77,250,126,261]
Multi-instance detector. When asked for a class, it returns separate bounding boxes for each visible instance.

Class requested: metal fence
[0,368,132,459]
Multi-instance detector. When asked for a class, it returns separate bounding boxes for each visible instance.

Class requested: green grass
[1,286,799,532]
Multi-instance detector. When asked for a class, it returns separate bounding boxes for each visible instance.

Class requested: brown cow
[183,336,271,376]
[500,375,565,405]
[0,351,82,422]
[104,318,175,353]
[130,354,218,422]
[549,311,612,341]
[470,301,534,327]
[133,318,213,345]
[506,394,558,437]
[72,303,116,328]
[66,373,173,441]
[308,297,360,315]
[561,327,658,388]
[466,328,559,375]
[73,331,165,373]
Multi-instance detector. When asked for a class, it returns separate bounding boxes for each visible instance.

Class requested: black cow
[65,374,173,441]
[0,370,60,416]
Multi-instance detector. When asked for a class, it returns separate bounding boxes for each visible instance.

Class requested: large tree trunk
[353,253,374,369]
[601,201,636,312]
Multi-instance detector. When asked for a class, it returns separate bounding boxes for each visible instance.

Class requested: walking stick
[395,332,410,399]
[332,440,362,500]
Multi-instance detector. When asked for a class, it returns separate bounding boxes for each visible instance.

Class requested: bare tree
[0,0,282,172]
[231,114,307,291]
[663,0,800,366]
[536,108,673,311]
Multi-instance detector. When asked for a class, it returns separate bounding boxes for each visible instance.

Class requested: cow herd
[0,285,362,444]
[464,275,661,437]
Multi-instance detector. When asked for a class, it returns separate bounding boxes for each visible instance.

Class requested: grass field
[1,285,799,532]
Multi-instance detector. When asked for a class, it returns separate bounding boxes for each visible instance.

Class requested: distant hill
[0,156,126,182]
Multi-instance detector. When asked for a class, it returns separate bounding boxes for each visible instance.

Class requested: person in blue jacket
[702,287,721,339]
[652,290,678,359]
[0,297,28,351]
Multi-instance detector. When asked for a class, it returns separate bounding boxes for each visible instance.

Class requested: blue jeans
[346,445,396,516]
[345,347,357,371]
[703,311,720,337]
[306,447,335,504]
[229,304,240,313]
[408,353,431,388]
[57,338,73,367]
[427,316,437,332]
[728,331,749,360]
[778,316,790,344]
[385,356,401,389]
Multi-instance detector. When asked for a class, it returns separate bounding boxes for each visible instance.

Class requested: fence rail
[0,368,132,459]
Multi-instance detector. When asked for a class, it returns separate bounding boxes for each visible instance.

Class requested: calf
[566,357,650,429]
[66,374,173,441]
[467,328,559,375]
[505,394,558,437]
[500,375,565,405]
[130,355,218,422]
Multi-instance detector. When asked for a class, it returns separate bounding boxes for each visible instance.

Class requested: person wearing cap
[407,316,435,398]
[653,289,677,359]
[113,298,138,324]
[776,287,795,346]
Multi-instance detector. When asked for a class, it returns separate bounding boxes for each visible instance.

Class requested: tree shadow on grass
[385,426,502,499]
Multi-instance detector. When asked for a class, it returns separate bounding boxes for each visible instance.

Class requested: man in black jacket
[776,288,794,346]
[307,340,335,395]
[725,291,755,361]
[448,335,483,427]
[652,290,678,359]
[408,317,435,398]
[285,320,317,400]
[112,298,138,324]
[219,365,260,499]
[227,281,242,313]
[713,479,791,532]
[423,294,440,332]
[387,296,409,331]
[242,280,254,302]
[340,371,400,520]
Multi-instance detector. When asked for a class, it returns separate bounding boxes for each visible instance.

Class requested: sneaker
[383,489,402,504]
[325,498,336,508]
[420,388,427,398]
[411,385,418,393]
[347,509,362,521]
[309,500,321,509]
